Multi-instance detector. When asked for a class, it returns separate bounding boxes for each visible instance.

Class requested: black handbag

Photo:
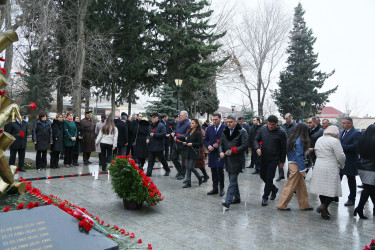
[304,151,313,169]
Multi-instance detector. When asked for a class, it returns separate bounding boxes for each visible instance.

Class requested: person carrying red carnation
[219,114,248,209]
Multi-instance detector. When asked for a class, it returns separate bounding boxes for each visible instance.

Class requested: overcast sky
[214,0,375,117]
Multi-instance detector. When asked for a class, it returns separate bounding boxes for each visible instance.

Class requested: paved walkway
[8,152,375,249]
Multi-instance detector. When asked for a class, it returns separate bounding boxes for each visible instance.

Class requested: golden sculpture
[0,29,25,198]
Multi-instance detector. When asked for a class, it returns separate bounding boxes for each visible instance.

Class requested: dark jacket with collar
[282,121,297,139]
[254,124,287,163]
[33,119,53,150]
[174,119,191,150]
[340,127,362,176]
[4,120,28,150]
[219,123,248,173]
[204,123,226,168]
[147,120,166,152]
[50,119,64,152]
[241,123,252,148]
[161,119,171,145]
[185,130,203,160]
[249,123,262,148]
[114,119,128,147]
[309,126,324,163]
[135,120,149,158]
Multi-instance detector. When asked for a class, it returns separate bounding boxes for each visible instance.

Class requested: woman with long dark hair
[95,118,118,172]
[182,119,203,188]
[354,124,375,219]
[310,125,346,219]
[277,123,313,211]
[72,115,84,166]
[32,112,53,170]
[63,112,77,168]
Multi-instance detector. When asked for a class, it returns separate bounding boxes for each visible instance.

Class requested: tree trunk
[4,1,12,81]
[56,82,63,113]
[111,82,115,118]
[72,0,88,117]
[84,86,90,112]
[127,92,132,116]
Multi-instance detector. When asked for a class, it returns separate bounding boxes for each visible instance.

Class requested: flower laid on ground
[17,203,24,210]
[3,206,10,212]
[0,68,7,75]
[79,218,94,233]
[108,155,164,206]
[138,239,142,243]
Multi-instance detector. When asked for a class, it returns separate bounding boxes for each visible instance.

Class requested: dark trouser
[126,144,137,162]
[64,146,74,165]
[36,150,47,169]
[138,158,146,168]
[259,160,279,200]
[50,151,60,168]
[278,167,285,178]
[211,167,224,191]
[172,147,187,177]
[117,146,127,156]
[83,152,91,162]
[164,143,169,160]
[250,152,260,171]
[340,174,357,200]
[356,184,375,210]
[147,151,170,175]
[186,158,200,182]
[9,148,26,170]
[73,152,79,164]
[225,172,240,204]
[100,143,113,171]
[319,195,335,208]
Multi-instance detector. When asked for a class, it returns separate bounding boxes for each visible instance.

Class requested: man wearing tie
[204,113,226,196]
[340,117,362,206]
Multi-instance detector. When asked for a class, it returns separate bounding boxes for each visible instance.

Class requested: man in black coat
[146,113,171,177]
[160,114,171,161]
[126,113,140,162]
[307,117,324,164]
[5,117,28,172]
[220,114,248,209]
[237,117,251,170]
[254,115,287,206]
[248,117,262,173]
[114,113,128,156]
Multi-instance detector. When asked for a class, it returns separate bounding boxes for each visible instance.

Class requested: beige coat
[310,135,346,197]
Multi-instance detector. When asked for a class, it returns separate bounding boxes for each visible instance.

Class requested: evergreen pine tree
[273,3,337,119]
[145,85,178,116]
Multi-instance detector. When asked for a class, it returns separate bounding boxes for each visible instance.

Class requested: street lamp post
[175,79,183,115]
[301,101,306,122]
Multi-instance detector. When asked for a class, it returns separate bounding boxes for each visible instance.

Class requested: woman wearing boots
[63,112,77,168]
[194,122,209,182]
[182,119,203,188]
[277,123,313,211]
[354,124,375,219]
[95,118,118,172]
[72,115,83,166]
[310,126,346,219]
[135,116,149,169]
[32,112,53,170]
[50,113,64,169]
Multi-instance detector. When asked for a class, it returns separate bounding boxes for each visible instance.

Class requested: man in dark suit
[248,117,262,173]
[340,117,362,206]
[161,114,171,161]
[220,114,248,208]
[307,117,324,164]
[204,112,226,196]
[5,116,28,172]
[114,113,128,156]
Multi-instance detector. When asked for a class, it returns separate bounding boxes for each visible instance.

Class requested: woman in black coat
[136,118,149,169]
[50,113,64,169]
[182,119,203,188]
[32,112,53,170]
[72,115,84,166]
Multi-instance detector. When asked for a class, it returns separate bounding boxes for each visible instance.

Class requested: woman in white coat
[310,125,346,219]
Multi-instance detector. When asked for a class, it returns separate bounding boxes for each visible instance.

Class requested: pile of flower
[1,176,153,249]
[108,155,164,206]
[363,239,375,250]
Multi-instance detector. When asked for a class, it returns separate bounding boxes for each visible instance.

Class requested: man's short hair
[212,112,221,119]
[315,116,321,122]
[343,117,353,123]
[121,115,127,121]
[267,115,278,123]
[285,113,292,118]
[238,117,243,120]
[254,117,261,122]
[180,110,188,117]
[227,114,237,121]
[322,118,330,123]
[310,117,317,122]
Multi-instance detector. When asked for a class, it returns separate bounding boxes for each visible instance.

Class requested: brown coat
[80,118,96,152]
[195,129,206,169]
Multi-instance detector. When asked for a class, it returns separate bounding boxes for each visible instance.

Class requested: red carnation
[17,71,21,75]
[48,176,52,179]
[230,146,238,154]
[0,57,5,62]
[28,102,36,111]
[26,202,35,209]
[151,129,156,132]
[0,68,7,75]
[216,139,220,142]
[176,133,181,136]
[60,176,64,178]
[148,244,153,249]
[19,131,25,138]
[130,233,135,238]
[0,90,6,96]
[34,202,39,207]
[108,234,114,239]
[71,175,75,178]
[17,203,24,210]
[3,206,10,212]
[138,239,142,243]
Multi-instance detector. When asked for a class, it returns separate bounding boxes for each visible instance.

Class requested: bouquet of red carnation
[231,146,238,154]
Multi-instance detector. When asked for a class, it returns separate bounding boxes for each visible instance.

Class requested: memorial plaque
[0,205,118,250]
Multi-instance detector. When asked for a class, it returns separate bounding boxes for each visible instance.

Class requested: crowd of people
[5,109,375,220]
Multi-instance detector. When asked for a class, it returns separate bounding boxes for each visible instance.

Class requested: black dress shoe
[230,199,241,204]
[72,162,79,166]
[146,173,152,177]
[301,207,314,211]
[270,188,278,200]
[87,161,92,164]
[353,207,368,219]
[344,200,355,206]
[357,185,364,189]
[207,190,218,195]
[220,189,225,197]
[164,171,170,176]
[83,161,89,166]
[198,176,203,186]
[177,175,185,180]
[222,202,230,208]
[277,207,291,211]
[183,182,191,188]
[247,165,254,168]
[276,176,285,181]
[202,176,209,182]
[262,198,268,206]
[252,170,260,174]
